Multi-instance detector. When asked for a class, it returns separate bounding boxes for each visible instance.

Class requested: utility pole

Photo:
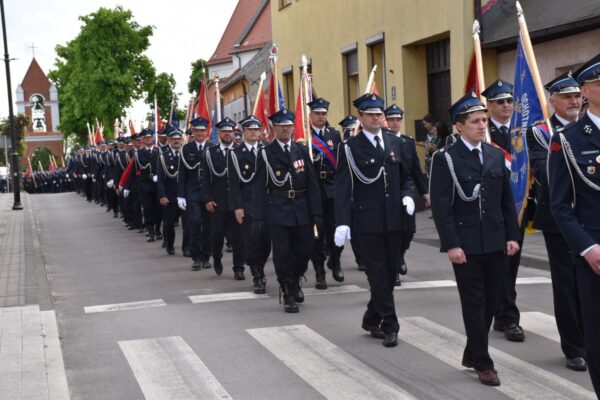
[1,0,23,210]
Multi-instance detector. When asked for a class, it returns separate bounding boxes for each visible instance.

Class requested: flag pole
[473,20,491,143]
[270,45,280,112]
[515,1,551,124]
[215,74,221,121]
[301,55,313,161]
[352,65,377,136]
[253,72,267,114]
[154,94,159,144]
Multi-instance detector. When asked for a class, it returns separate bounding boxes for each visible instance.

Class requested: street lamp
[1,0,22,210]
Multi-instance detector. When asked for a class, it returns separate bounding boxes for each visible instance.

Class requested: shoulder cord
[159,152,179,179]
[560,133,598,202]
[117,153,126,170]
[180,149,202,170]
[532,125,549,150]
[443,152,480,202]
[80,155,87,168]
[230,150,255,183]
[205,148,228,178]
[135,149,153,173]
[260,148,292,188]
[344,144,387,186]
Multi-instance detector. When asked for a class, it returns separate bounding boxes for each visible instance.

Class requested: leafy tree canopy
[145,72,177,120]
[187,59,209,96]
[48,6,155,143]
[31,147,57,172]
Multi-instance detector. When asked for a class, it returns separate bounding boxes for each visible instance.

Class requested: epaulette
[400,134,415,141]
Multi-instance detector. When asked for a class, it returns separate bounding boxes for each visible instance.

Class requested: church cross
[28,42,38,57]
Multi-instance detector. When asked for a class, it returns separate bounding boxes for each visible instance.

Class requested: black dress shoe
[156,232,163,240]
[362,323,385,339]
[331,266,344,282]
[234,270,245,280]
[128,225,137,230]
[394,273,401,287]
[201,260,212,269]
[214,260,223,275]
[566,357,587,371]
[504,324,525,342]
[398,261,408,276]
[166,247,175,255]
[315,273,327,290]
[477,369,500,386]
[462,357,497,373]
[382,332,398,347]
[146,235,155,243]
[293,281,304,304]
[183,249,192,258]
[191,259,201,271]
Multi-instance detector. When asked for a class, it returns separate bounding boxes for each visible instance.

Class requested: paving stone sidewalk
[0,193,69,400]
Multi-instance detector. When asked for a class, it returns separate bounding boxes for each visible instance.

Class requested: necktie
[251,146,256,157]
[198,144,203,153]
[284,144,290,158]
[500,126,509,136]
[374,136,384,156]
[472,148,482,165]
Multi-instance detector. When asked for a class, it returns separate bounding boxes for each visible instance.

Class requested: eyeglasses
[494,98,513,105]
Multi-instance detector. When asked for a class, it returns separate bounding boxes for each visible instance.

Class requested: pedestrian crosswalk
[115,311,594,400]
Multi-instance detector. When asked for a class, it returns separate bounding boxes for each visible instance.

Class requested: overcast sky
[0,0,238,124]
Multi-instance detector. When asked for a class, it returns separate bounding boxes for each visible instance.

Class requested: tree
[145,72,177,120]
[48,6,155,143]
[0,113,30,157]
[31,147,56,172]
[187,59,209,96]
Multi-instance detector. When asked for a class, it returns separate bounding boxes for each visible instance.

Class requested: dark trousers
[495,227,524,326]
[140,190,159,228]
[311,197,342,267]
[211,211,244,269]
[131,190,143,228]
[84,178,93,202]
[357,231,401,334]
[454,251,504,371]
[543,231,585,359]
[350,237,363,267]
[162,202,181,249]
[187,200,204,261]
[242,214,271,267]
[576,258,600,396]
[269,224,312,285]
[108,187,119,214]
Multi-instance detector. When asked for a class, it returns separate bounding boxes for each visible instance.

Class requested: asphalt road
[31,193,595,400]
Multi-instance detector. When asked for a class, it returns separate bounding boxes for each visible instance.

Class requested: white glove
[334,225,351,247]
[152,175,158,183]
[402,196,415,216]
[123,189,130,198]
[106,180,114,189]
[82,174,87,180]
[177,197,187,211]
[65,174,69,178]
[92,177,97,183]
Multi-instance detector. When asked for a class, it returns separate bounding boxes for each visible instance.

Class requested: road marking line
[41,310,71,400]
[189,291,269,303]
[119,336,232,400]
[84,299,166,314]
[395,280,457,290]
[303,285,368,296]
[520,311,561,343]
[400,316,595,400]
[247,324,417,400]
[516,277,552,285]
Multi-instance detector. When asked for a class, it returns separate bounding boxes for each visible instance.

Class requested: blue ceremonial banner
[509,33,541,224]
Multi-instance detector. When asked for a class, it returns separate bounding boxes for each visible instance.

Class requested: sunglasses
[494,98,514,105]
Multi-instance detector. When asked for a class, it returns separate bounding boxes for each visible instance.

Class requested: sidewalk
[413,208,550,270]
[0,193,70,400]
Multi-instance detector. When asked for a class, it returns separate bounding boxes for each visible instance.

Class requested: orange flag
[464,49,480,96]
[196,79,213,133]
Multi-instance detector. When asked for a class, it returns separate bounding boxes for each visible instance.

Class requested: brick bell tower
[15,58,64,163]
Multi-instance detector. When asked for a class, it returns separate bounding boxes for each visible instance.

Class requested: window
[368,41,386,101]
[279,0,292,10]
[282,70,295,110]
[344,50,359,115]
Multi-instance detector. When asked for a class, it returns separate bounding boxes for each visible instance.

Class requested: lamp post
[1,0,23,209]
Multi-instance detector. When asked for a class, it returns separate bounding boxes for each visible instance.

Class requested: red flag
[254,89,270,138]
[128,120,136,135]
[464,49,480,96]
[294,83,305,141]
[48,155,54,171]
[196,79,213,133]
[94,126,103,144]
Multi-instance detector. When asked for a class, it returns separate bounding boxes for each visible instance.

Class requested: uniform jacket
[177,141,212,202]
[201,144,237,211]
[430,138,519,254]
[489,119,511,152]
[527,114,564,233]
[229,142,262,214]
[132,146,159,193]
[335,131,413,234]
[253,140,322,226]
[549,112,600,254]
[157,146,180,201]
[311,126,342,199]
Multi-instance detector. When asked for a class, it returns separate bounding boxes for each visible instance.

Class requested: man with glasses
[482,80,526,343]
[335,94,414,347]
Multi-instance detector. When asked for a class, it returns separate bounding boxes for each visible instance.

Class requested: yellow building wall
[272,0,498,138]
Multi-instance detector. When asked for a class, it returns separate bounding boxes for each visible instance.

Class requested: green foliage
[0,113,30,157]
[48,6,155,144]
[187,59,209,95]
[31,147,56,172]
[145,72,177,119]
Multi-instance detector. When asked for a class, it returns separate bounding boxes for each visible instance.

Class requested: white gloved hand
[65,174,69,178]
[82,174,87,180]
[177,197,187,211]
[92,177,97,183]
[123,189,130,198]
[106,180,114,189]
[402,196,415,216]
[152,175,158,183]
[334,225,351,247]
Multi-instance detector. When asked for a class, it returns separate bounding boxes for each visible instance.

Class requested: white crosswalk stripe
[247,324,418,400]
[189,291,269,303]
[400,316,595,399]
[119,336,233,400]
[84,299,166,314]
[520,311,561,343]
